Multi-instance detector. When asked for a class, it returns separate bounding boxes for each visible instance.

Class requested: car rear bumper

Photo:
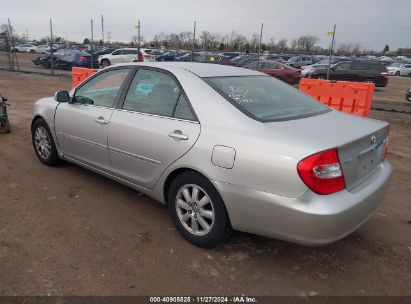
[214,160,392,246]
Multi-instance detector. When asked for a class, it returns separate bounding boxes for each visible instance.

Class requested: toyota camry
[31,62,392,247]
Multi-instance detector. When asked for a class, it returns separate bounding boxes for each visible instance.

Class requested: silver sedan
[31,62,392,247]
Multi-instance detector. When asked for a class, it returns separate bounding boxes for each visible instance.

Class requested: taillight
[79,56,87,62]
[381,72,389,78]
[137,52,144,62]
[297,148,345,195]
[301,66,305,70]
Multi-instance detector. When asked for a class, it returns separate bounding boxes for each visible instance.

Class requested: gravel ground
[0,70,410,296]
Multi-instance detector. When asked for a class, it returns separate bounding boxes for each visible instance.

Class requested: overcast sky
[2,0,410,50]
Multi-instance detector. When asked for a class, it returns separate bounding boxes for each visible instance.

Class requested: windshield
[204,76,330,122]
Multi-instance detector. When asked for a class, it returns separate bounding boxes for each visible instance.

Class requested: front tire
[395,71,400,76]
[32,118,62,166]
[168,172,232,248]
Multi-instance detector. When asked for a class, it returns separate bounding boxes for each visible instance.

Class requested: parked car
[99,48,143,67]
[35,45,54,54]
[308,60,389,87]
[260,54,286,62]
[95,47,118,57]
[156,51,186,61]
[139,48,156,62]
[232,55,257,67]
[406,87,411,101]
[194,54,235,65]
[300,63,329,77]
[286,56,313,68]
[387,62,406,76]
[399,64,411,77]
[31,62,392,247]
[244,60,300,85]
[13,43,37,53]
[174,52,201,62]
[39,49,99,69]
[217,52,241,59]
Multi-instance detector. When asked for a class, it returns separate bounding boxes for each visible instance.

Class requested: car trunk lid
[264,110,389,191]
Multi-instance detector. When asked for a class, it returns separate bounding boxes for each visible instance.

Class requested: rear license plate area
[357,140,385,177]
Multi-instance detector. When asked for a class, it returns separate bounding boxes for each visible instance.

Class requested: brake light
[297,148,345,195]
[137,52,144,62]
[79,56,87,62]
[381,72,389,78]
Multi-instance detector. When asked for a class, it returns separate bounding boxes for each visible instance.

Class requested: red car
[244,60,300,85]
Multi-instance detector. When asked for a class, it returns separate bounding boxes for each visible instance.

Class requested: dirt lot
[0,71,410,296]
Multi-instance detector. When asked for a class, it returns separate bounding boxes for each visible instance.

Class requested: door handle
[168,130,188,140]
[95,116,108,124]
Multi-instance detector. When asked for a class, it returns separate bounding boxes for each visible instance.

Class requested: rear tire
[168,172,232,248]
[101,59,111,68]
[32,118,62,166]
[395,71,400,76]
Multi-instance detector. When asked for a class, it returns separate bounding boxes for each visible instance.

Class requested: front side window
[204,76,329,122]
[262,62,281,70]
[112,50,122,55]
[335,62,351,70]
[246,62,259,69]
[123,69,181,117]
[73,69,130,107]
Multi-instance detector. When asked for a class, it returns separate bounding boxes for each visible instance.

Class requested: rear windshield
[204,76,330,122]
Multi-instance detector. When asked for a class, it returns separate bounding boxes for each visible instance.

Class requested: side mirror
[330,67,336,71]
[54,91,70,103]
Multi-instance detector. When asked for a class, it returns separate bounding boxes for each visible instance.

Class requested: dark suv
[307,60,389,87]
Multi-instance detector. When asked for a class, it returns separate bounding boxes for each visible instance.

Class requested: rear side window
[123,49,137,55]
[123,69,196,120]
[123,69,181,117]
[174,94,195,121]
[204,76,329,122]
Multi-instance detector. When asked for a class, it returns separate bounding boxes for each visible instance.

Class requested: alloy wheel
[34,126,51,160]
[175,184,215,236]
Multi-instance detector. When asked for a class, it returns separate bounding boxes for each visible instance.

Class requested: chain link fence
[1,19,410,87]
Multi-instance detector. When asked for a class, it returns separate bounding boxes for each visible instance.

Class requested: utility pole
[25,28,29,41]
[49,18,54,76]
[137,20,141,60]
[90,19,94,69]
[101,15,104,45]
[191,21,196,62]
[327,24,336,80]
[256,22,264,69]
[7,18,19,71]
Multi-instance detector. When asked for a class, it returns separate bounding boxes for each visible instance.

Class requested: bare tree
[276,38,288,52]
[267,37,276,50]
[289,39,298,52]
[296,35,320,53]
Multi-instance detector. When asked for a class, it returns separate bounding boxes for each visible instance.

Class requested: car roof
[116,62,264,77]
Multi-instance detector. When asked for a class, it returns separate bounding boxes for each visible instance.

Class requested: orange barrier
[71,67,98,89]
[299,79,374,117]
